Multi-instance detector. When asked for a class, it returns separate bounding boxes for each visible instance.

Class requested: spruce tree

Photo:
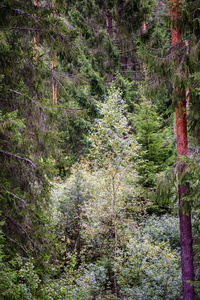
[133,95,175,189]
[137,0,200,297]
[0,0,79,261]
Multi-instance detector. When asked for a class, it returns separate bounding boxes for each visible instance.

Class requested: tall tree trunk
[33,0,38,62]
[33,0,38,101]
[52,54,57,104]
[142,21,149,165]
[170,1,195,299]
[107,10,113,40]
[52,0,57,104]
[106,10,114,81]
[185,40,189,110]
[112,175,118,297]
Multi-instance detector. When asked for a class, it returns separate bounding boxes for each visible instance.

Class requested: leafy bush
[142,215,180,251]
[116,230,182,299]
[0,255,41,299]
[42,263,107,300]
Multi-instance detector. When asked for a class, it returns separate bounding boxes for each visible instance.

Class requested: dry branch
[0,185,26,206]
[0,150,37,169]
[2,232,28,255]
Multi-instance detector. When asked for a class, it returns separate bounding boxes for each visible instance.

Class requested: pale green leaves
[89,87,138,172]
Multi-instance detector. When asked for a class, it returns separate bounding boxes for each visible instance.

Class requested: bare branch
[11,27,39,31]
[0,185,26,206]
[45,66,70,92]
[0,150,37,169]
[5,214,34,245]
[119,48,135,54]
[10,8,37,22]
[0,86,22,96]
[2,232,28,255]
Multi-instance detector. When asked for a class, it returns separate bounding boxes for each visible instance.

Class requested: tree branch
[0,150,37,169]
[0,86,22,96]
[2,232,28,255]
[0,185,26,204]
[10,27,39,31]
[0,185,26,206]
[5,214,34,245]
[10,8,37,22]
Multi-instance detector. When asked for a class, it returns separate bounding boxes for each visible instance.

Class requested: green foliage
[16,258,41,300]
[0,0,65,258]
[58,163,92,254]
[39,262,108,300]
[177,151,200,212]
[1,0,200,298]
[89,87,138,166]
[58,88,142,259]
[51,86,184,298]
[0,229,40,300]
[0,110,25,145]
[142,215,180,251]
[68,263,107,300]
[132,95,176,188]
[79,162,142,256]
[116,233,182,299]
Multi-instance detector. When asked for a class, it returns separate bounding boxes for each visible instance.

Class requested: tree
[0,0,78,261]
[58,87,142,297]
[85,87,143,296]
[52,0,57,105]
[133,94,175,189]
[169,0,195,298]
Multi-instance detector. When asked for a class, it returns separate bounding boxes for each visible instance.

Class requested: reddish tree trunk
[33,0,38,62]
[52,0,57,104]
[170,1,195,299]
[176,95,195,299]
[33,0,38,101]
[52,54,57,104]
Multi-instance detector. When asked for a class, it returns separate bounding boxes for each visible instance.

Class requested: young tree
[133,95,175,189]
[59,87,142,297]
[83,87,142,296]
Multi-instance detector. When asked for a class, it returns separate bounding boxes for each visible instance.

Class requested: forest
[0,0,200,299]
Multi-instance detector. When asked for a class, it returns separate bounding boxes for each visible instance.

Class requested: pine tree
[170,1,196,298]
[138,0,200,297]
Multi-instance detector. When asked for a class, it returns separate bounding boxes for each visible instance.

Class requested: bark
[176,96,195,299]
[33,35,38,61]
[33,0,38,62]
[107,10,113,40]
[106,10,114,81]
[142,22,149,154]
[52,51,57,104]
[112,175,118,297]
[52,0,57,104]
[170,1,195,299]
[185,40,189,109]
[33,0,38,99]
